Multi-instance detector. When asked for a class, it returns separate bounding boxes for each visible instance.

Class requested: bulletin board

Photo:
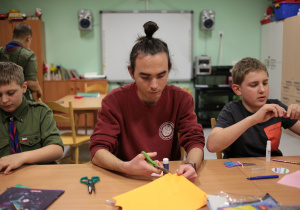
[100,11,193,82]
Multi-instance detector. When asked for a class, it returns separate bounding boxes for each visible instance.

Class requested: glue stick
[163,158,169,174]
[266,140,271,162]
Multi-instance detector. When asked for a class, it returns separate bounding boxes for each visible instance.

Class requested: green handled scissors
[80,176,100,194]
[141,151,170,174]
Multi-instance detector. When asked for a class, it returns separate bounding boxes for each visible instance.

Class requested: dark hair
[129,21,171,74]
[232,57,268,85]
[13,23,32,39]
[0,62,24,87]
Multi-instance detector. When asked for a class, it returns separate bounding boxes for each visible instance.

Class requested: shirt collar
[133,82,165,106]
[0,95,28,122]
[5,41,23,52]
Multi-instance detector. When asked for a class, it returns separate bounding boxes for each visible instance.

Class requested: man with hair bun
[0,23,43,101]
[90,21,205,182]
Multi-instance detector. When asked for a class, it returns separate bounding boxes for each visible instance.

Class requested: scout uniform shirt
[0,41,38,101]
[0,96,64,158]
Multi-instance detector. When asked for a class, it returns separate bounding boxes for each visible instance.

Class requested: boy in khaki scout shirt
[0,62,64,174]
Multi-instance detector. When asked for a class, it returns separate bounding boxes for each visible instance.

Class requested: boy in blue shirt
[207,57,300,158]
[0,62,63,174]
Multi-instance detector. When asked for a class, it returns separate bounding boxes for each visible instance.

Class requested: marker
[247,175,279,180]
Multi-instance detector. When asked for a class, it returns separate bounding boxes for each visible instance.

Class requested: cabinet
[281,15,300,138]
[261,20,283,100]
[194,66,235,127]
[0,19,45,101]
[0,20,13,46]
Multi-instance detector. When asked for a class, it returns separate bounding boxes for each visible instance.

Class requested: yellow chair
[180,146,186,161]
[79,83,109,134]
[178,133,187,160]
[84,83,109,94]
[46,101,91,164]
[211,118,222,159]
[179,86,193,95]
[182,87,193,95]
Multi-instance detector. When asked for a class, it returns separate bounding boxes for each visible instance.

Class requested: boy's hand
[121,152,162,176]
[285,104,300,120]
[177,164,197,182]
[0,153,24,175]
[253,104,286,124]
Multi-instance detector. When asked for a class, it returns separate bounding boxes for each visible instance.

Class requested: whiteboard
[100,11,193,82]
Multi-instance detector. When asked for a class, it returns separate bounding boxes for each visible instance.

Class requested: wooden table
[230,156,300,205]
[57,94,106,130]
[1,158,299,209]
[57,94,106,112]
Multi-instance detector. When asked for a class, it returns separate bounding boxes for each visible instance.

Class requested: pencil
[272,159,300,165]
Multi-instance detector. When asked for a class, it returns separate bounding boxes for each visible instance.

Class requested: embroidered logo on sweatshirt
[159,121,174,140]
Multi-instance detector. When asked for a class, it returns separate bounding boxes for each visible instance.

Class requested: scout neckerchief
[9,116,21,154]
[5,42,23,52]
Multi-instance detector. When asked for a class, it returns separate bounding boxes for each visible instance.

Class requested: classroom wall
[0,0,270,91]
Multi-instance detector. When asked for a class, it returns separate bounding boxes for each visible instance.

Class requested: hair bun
[143,21,159,39]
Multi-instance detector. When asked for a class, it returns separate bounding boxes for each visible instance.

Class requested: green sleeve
[40,106,64,150]
[23,52,38,81]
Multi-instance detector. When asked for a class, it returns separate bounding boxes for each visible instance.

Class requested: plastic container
[163,158,169,174]
[260,19,270,25]
[274,2,300,20]
[266,140,271,162]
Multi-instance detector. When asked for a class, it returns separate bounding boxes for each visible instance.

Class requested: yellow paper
[113,173,207,210]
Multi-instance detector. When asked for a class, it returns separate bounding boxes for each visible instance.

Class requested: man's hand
[0,153,25,175]
[26,80,43,98]
[36,89,43,99]
[121,152,162,176]
[252,104,286,124]
[177,164,197,182]
[285,104,300,120]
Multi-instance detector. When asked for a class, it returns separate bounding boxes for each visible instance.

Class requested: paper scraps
[277,170,300,189]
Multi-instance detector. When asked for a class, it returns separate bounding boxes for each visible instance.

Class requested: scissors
[80,176,100,194]
[224,161,256,168]
[141,151,170,174]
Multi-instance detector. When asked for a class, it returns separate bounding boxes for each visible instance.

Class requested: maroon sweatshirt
[89,83,205,161]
